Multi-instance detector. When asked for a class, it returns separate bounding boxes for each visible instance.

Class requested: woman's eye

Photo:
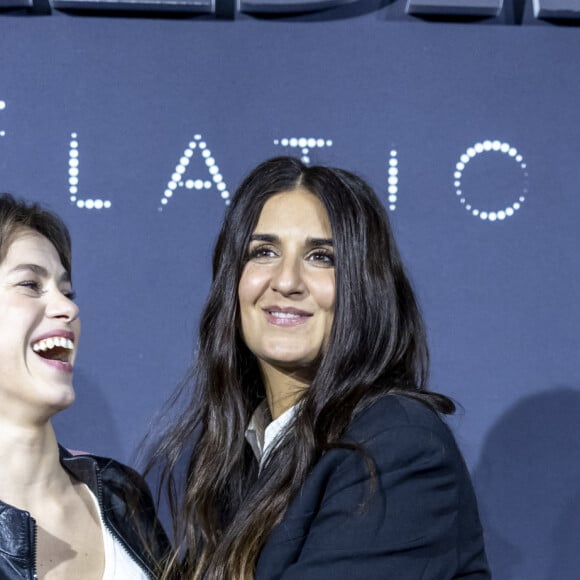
[63,290,76,301]
[18,280,42,292]
[308,250,335,267]
[248,245,277,261]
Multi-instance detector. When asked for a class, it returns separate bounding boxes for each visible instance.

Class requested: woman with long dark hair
[151,157,490,579]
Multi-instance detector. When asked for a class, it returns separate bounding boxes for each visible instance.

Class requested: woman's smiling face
[238,187,335,383]
[0,228,80,423]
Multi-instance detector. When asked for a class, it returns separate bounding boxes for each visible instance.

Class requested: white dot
[176,166,185,174]
[483,141,492,150]
[466,205,471,210]
[86,200,95,209]
[95,200,104,209]
[474,143,483,153]
[77,200,85,208]
[69,168,78,177]
[461,154,469,164]
[221,191,230,199]
[388,195,397,203]
[0,131,4,137]
[513,202,521,210]
[165,190,173,198]
[209,166,219,175]
[454,171,461,179]
[390,159,398,167]
[456,163,465,171]
[492,141,501,151]
[169,182,177,190]
[389,204,396,211]
[70,151,78,159]
[326,140,333,146]
[69,177,78,186]
[389,168,398,176]
[281,138,289,146]
[71,132,78,139]
[388,186,397,194]
[188,142,197,150]
[217,183,226,191]
[70,141,78,149]
[506,207,514,216]
[289,138,298,147]
[202,150,211,158]
[104,201,112,209]
[69,159,79,168]
[199,141,206,148]
[497,211,506,220]
[519,196,525,202]
[0,101,6,110]
[489,212,497,221]
[508,148,517,157]
[472,209,479,216]
[213,174,223,183]
[467,148,476,157]
[308,138,316,147]
[273,139,279,145]
[70,186,78,194]
[516,155,523,162]
[204,181,212,188]
[454,181,461,188]
[521,163,527,169]
[317,139,325,147]
[302,156,310,164]
[460,198,466,204]
[70,196,77,202]
[388,176,398,186]
[161,198,168,205]
[185,180,194,189]
[480,212,488,220]
[205,158,215,167]
[501,143,510,153]
[194,179,203,189]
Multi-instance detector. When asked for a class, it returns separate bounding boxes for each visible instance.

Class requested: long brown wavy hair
[146,157,455,579]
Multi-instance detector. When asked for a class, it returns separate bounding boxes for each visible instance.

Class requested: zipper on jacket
[30,516,38,580]
[94,464,154,578]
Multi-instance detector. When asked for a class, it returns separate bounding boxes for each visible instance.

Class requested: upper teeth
[32,337,74,352]
[271,311,300,318]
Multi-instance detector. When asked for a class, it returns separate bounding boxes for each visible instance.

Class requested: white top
[245,401,298,469]
[86,486,149,580]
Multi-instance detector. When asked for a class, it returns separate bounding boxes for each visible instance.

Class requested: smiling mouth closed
[32,337,75,363]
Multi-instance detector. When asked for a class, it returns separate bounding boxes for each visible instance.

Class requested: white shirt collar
[245,401,298,468]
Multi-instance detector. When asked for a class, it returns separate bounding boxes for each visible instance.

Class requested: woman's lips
[264,307,312,327]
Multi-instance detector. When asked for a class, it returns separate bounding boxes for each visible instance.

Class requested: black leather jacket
[0,446,169,579]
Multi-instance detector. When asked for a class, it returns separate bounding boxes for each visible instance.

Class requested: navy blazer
[255,395,490,579]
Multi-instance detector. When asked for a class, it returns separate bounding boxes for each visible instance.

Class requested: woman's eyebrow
[249,234,278,243]
[9,263,71,283]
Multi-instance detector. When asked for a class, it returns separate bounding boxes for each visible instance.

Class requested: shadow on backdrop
[473,387,580,580]
[52,368,122,460]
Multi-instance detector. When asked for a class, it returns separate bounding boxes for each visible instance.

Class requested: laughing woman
[151,157,490,579]
[0,194,168,579]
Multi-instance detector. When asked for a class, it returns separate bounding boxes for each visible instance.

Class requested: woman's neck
[260,363,311,420]
[0,420,68,510]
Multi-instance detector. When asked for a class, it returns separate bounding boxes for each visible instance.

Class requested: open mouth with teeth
[32,337,75,363]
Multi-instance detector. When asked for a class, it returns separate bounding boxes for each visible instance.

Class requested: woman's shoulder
[345,394,456,449]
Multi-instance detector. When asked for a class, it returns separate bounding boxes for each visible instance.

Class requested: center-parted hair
[148,156,454,579]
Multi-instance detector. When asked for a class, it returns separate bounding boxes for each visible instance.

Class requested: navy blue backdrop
[1,12,579,579]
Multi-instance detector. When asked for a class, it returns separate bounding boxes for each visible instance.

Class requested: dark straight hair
[0,193,72,276]
[148,157,455,579]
